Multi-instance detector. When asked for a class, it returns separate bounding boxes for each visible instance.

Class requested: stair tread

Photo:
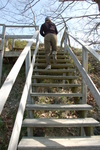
[34,69,75,73]
[31,92,82,97]
[36,54,68,58]
[22,118,99,127]
[35,63,73,67]
[35,59,70,63]
[37,51,66,54]
[18,136,100,150]
[32,75,78,79]
[32,83,81,87]
[36,58,69,60]
[26,104,92,110]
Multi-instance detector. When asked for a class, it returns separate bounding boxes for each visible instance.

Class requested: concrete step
[26,104,92,111]
[32,83,81,87]
[31,92,82,97]
[32,75,78,80]
[18,136,100,150]
[22,118,99,127]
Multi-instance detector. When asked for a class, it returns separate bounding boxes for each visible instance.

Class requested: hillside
[0,46,100,149]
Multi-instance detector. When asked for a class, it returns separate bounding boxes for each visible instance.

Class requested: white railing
[67,32,100,63]
[0,26,39,114]
[0,24,38,86]
[8,39,39,150]
[61,27,100,107]
[0,24,39,150]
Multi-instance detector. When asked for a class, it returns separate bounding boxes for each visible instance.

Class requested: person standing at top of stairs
[40,16,58,70]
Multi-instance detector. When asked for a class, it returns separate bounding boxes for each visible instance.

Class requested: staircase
[0,25,100,150]
[18,49,100,150]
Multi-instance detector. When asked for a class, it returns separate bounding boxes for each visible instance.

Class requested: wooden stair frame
[18,50,100,150]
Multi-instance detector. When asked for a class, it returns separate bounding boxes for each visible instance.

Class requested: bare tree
[0,0,100,48]
[0,0,40,25]
[39,0,100,48]
[93,0,100,11]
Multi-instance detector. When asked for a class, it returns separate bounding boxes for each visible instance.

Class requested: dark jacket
[40,22,58,37]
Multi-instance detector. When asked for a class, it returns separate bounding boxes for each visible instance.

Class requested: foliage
[8,39,12,50]
[7,39,28,50]
[14,40,27,48]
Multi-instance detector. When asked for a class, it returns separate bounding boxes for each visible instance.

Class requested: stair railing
[0,25,39,149]
[0,25,39,115]
[0,24,6,86]
[0,24,38,86]
[8,39,39,150]
[61,27,100,108]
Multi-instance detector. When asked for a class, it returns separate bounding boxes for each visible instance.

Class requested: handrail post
[25,48,31,78]
[34,27,39,95]
[0,25,6,86]
[80,46,88,136]
[25,47,31,107]
[26,48,33,123]
[5,39,8,51]
[63,27,68,85]
[60,31,65,51]
[36,26,39,45]
[82,46,88,104]
[64,27,68,53]
[27,28,39,136]
[12,39,15,50]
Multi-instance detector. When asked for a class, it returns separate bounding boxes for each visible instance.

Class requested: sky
[0,0,99,47]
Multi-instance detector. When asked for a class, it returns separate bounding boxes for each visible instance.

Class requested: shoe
[45,65,51,70]
[52,52,57,64]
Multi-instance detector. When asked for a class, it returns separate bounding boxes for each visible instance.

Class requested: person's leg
[44,34,51,69]
[51,34,57,64]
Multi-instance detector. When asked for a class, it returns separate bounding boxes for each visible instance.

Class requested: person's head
[45,16,51,23]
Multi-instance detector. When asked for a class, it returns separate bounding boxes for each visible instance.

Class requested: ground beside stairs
[0,47,100,149]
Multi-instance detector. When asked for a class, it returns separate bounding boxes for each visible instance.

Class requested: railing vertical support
[82,46,88,104]
[25,48,31,79]
[25,49,31,103]
[63,28,68,85]
[26,48,33,136]
[26,27,39,137]
[36,26,39,45]
[0,25,6,86]
[12,39,15,50]
[80,46,88,136]
[33,27,39,102]
[64,27,68,53]
[5,39,8,49]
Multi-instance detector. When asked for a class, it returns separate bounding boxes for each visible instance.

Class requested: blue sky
[0,0,99,46]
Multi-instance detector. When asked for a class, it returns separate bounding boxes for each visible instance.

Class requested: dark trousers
[44,33,57,65]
